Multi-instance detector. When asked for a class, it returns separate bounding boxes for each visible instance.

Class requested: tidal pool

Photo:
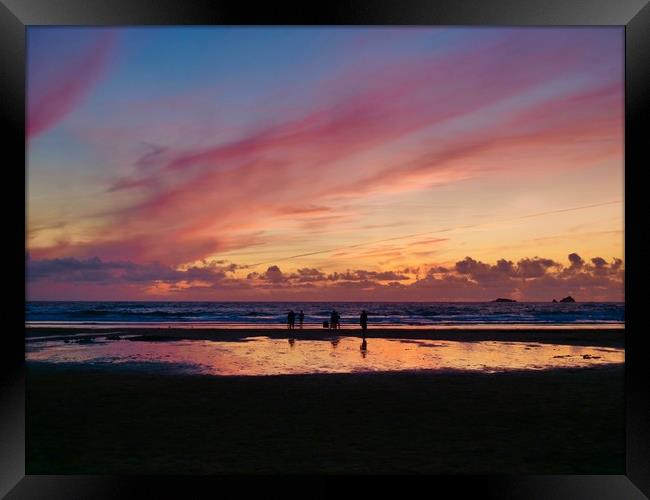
[26,336,624,376]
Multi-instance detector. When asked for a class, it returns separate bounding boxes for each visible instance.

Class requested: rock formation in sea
[493,298,517,302]
[559,296,576,303]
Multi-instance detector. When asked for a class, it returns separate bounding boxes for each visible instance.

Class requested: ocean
[26,301,624,327]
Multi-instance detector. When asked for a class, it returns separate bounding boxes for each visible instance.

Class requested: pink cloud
[27,31,118,138]
[27,253,624,302]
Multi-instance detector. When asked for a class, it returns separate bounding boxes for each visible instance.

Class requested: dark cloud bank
[27,252,624,302]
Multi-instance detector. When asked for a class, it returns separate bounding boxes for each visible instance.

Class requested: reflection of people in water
[360,338,368,358]
[360,310,368,333]
[330,336,340,349]
[298,310,304,329]
[288,337,295,348]
[287,310,296,329]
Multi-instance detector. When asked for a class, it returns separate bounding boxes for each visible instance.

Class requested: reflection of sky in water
[26,337,624,376]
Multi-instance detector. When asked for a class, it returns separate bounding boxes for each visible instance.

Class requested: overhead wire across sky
[241,200,623,269]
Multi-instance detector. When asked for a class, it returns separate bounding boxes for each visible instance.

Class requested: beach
[26,326,625,474]
[25,23,626,478]
[27,361,624,474]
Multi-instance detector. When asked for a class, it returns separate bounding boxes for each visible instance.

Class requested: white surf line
[239,200,622,269]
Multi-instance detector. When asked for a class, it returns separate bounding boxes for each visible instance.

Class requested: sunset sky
[26,27,624,301]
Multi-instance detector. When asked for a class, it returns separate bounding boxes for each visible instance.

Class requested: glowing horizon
[27,27,624,301]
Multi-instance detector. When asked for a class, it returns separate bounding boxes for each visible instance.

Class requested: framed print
[1,0,649,497]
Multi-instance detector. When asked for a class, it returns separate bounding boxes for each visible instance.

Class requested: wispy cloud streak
[28,30,117,138]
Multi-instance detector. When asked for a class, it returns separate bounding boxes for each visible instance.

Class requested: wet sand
[26,326,625,348]
[27,361,624,474]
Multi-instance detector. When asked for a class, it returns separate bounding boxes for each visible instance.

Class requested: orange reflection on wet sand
[26,336,624,376]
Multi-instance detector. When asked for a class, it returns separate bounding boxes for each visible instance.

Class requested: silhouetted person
[360,338,368,358]
[329,310,337,331]
[298,310,304,328]
[360,310,368,333]
[287,310,295,329]
[333,310,341,330]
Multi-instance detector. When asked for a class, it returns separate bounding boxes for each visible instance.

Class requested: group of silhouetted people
[287,309,370,356]
[286,309,370,332]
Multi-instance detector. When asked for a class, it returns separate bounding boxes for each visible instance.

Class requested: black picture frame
[2,0,648,497]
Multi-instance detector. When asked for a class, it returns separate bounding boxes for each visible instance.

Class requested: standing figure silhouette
[360,310,368,334]
[298,309,304,329]
[287,310,296,330]
[334,310,341,329]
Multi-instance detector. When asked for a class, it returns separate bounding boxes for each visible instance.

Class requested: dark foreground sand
[27,360,624,474]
